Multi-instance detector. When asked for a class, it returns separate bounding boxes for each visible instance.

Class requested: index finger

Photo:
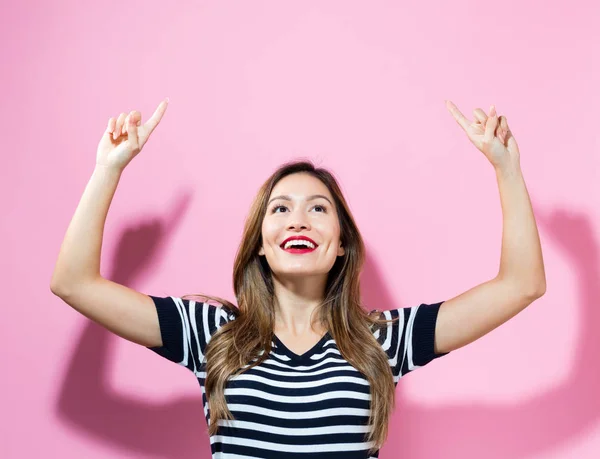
[445,100,470,131]
[144,98,169,134]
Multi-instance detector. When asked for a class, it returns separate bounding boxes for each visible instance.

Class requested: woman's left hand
[445,100,520,172]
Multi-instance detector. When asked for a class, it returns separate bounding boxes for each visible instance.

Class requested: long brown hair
[183,159,397,453]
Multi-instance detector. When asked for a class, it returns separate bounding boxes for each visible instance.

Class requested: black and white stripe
[148,296,447,458]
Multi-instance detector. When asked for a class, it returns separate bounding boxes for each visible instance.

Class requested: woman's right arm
[50,99,169,348]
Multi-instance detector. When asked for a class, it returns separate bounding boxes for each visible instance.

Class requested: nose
[286,209,311,231]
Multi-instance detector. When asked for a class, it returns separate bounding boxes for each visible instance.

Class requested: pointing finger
[445,100,470,131]
[144,98,169,136]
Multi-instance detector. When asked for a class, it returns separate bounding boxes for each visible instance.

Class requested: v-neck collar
[272,331,331,361]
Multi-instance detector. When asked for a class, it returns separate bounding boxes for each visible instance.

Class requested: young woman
[51,98,546,458]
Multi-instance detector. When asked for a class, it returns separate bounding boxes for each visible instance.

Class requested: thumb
[126,112,141,151]
[484,105,498,143]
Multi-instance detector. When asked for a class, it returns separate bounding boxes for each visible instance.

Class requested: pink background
[2,1,600,458]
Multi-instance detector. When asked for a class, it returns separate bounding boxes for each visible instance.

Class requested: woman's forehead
[270,173,331,198]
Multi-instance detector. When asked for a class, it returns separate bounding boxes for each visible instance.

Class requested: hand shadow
[360,207,600,458]
[55,190,214,459]
[56,198,600,459]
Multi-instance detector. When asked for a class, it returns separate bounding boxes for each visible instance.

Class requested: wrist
[494,160,522,180]
[94,163,124,176]
[93,164,124,182]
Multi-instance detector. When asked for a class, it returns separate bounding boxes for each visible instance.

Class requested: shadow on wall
[361,208,600,459]
[55,193,600,458]
[55,191,211,459]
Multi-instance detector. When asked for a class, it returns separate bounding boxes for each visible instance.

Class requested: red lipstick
[280,235,318,254]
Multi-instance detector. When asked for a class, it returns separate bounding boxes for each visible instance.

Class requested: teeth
[284,239,315,249]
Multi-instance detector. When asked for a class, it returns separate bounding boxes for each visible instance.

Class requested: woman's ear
[337,242,345,256]
[258,245,265,256]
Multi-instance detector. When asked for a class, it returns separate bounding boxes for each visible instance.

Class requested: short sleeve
[372,302,449,382]
[147,295,235,374]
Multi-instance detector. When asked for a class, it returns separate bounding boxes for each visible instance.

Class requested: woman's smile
[281,245,317,254]
[280,235,319,254]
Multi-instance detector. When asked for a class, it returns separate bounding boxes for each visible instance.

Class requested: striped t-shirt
[148,295,449,458]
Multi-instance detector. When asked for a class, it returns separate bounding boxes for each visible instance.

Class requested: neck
[271,273,328,335]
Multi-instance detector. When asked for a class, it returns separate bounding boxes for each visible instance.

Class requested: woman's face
[259,173,345,278]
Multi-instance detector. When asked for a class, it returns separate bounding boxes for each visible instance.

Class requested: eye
[270,203,328,214]
[272,204,288,213]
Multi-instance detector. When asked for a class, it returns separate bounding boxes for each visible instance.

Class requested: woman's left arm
[435,101,547,355]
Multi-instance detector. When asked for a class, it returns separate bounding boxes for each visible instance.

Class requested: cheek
[317,220,341,241]
[261,220,279,246]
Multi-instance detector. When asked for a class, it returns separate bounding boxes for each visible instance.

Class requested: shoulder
[151,295,239,324]
[179,295,239,323]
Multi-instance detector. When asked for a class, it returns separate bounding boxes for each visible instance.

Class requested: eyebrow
[267,194,333,206]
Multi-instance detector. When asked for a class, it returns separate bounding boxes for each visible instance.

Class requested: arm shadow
[55,191,599,458]
[55,190,213,459]
[360,206,600,459]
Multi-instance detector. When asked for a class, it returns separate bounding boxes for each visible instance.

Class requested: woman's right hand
[96,98,169,172]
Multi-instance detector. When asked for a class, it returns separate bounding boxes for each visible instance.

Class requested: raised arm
[50,99,169,347]
[433,101,547,354]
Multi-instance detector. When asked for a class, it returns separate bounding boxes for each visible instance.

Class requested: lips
[280,235,318,249]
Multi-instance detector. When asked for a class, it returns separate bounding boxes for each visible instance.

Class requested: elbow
[498,274,546,300]
[524,279,546,300]
[535,281,547,298]
[50,280,68,297]
[50,274,102,298]
[530,271,547,298]
[50,272,64,296]
[50,273,74,298]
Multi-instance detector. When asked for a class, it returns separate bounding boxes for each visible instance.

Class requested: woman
[51,98,546,458]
